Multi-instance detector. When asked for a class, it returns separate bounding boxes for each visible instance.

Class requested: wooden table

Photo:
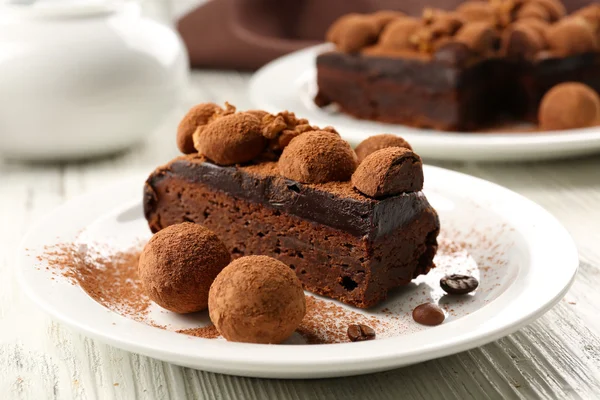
[2,71,600,399]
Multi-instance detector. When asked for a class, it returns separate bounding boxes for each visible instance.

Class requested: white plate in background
[249,44,600,162]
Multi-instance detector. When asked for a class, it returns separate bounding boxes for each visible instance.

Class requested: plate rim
[248,43,600,161]
[17,166,579,378]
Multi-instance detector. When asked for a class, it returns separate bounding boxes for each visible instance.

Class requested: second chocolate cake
[144,105,439,308]
[315,3,600,131]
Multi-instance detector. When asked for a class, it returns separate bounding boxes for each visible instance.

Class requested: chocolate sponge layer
[144,155,439,308]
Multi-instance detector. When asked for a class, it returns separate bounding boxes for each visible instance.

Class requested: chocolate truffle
[327,15,380,53]
[177,103,222,154]
[531,0,566,22]
[454,22,498,56]
[455,2,495,24]
[138,222,231,314]
[513,18,549,37]
[352,147,424,198]
[279,131,358,184]
[545,17,599,56]
[538,82,600,131]
[378,18,421,51]
[411,13,464,53]
[326,13,360,43]
[193,112,266,165]
[575,4,600,35]
[355,133,413,163]
[502,23,546,59]
[370,10,406,29]
[208,256,306,344]
[516,3,551,22]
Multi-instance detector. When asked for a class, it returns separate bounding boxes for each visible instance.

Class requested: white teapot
[0,1,188,160]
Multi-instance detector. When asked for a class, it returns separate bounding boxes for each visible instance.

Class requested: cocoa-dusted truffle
[545,17,599,56]
[575,4,600,34]
[454,22,499,56]
[370,10,406,29]
[378,17,421,51]
[177,103,222,154]
[279,131,358,184]
[138,222,231,314]
[326,15,380,53]
[530,0,566,22]
[208,256,306,344]
[514,18,550,37]
[355,134,413,163]
[352,147,424,198]
[538,82,600,131]
[411,13,464,53]
[502,23,546,59]
[326,13,359,43]
[193,112,266,165]
[516,3,551,22]
[455,2,495,24]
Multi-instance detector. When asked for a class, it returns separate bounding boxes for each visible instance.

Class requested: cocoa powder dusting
[296,296,384,344]
[37,225,506,344]
[43,242,150,318]
[177,325,220,339]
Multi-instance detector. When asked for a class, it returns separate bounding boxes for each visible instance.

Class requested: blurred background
[1,1,600,399]
[0,0,597,163]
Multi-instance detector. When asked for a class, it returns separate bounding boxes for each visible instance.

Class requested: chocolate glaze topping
[144,155,435,240]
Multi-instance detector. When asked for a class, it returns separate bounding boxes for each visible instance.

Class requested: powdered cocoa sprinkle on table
[177,325,220,339]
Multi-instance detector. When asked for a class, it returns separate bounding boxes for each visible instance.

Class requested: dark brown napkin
[177,0,595,70]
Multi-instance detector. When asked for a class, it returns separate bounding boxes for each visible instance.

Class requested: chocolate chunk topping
[347,324,376,341]
[440,274,479,295]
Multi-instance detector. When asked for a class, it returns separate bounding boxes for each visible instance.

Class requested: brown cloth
[177,0,595,70]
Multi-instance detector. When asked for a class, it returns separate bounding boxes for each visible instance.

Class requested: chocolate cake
[315,2,600,131]
[144,106,439,309]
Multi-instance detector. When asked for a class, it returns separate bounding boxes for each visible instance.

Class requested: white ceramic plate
[249,44,600,162]
[18,166,578,379]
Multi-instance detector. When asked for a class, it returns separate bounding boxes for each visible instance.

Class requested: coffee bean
[347,324,376,342]
[412,303,445,326]
[440,274,479,295]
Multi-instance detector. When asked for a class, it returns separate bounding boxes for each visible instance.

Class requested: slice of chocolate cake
[144,105,439,308]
